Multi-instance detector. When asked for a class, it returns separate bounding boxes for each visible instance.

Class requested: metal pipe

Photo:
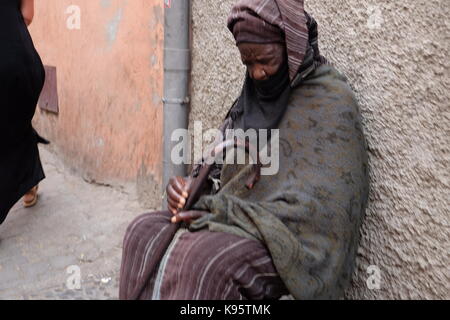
[162,0,191,205]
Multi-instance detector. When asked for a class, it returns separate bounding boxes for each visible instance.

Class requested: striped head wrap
[228,0,326,83]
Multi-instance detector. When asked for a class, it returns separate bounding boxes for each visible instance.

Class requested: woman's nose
[250,66,268,81]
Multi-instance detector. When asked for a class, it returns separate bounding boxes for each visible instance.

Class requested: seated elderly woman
[119,0,369,300]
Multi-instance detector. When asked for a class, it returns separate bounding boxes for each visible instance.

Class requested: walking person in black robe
[0,0,47,224]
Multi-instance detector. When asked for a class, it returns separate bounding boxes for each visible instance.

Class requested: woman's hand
[21,0,35,26]
[166,176,192,215]
[171,210,209,224]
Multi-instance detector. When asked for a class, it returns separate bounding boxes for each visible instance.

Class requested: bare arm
[21,0,35,26]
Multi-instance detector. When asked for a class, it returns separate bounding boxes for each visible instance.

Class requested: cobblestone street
[0,147,149,299]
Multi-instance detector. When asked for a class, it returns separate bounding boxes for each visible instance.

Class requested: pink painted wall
[30,0,164,198]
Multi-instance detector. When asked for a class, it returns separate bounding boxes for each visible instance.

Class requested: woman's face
[238,43,286,81]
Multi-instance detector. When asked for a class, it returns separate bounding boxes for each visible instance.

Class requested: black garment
[0,0,46,224]
[230,61,291,132]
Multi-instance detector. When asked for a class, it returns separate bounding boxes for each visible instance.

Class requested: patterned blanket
[190,65,370,299]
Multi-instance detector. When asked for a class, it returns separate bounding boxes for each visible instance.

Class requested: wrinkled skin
[237,42,285,80]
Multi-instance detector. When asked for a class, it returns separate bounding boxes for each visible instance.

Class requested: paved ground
[0,147,150,299]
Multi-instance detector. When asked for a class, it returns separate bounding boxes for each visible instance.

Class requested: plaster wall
[30,0,164,206]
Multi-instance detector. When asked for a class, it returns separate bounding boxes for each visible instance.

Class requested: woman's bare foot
[23,185,39,208]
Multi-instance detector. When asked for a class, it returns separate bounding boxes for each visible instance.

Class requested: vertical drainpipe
[162,0,191,205]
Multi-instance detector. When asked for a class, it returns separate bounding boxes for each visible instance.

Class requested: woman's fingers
[173,177,189,199]
[166,176,190,213]
[167,196,180,214]
[167,183,184,205]
[171,210,207,224]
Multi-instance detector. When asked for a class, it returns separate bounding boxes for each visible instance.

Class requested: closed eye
[257,58,271,64]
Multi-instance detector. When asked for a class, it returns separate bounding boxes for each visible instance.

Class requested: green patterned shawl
[190,65,370,300]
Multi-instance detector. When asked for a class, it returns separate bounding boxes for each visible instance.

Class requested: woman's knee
[124,211,172,242]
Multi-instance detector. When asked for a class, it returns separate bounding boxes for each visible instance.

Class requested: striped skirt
[119,211,288,300]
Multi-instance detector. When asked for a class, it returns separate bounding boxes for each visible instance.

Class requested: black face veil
[230,59,291,132]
